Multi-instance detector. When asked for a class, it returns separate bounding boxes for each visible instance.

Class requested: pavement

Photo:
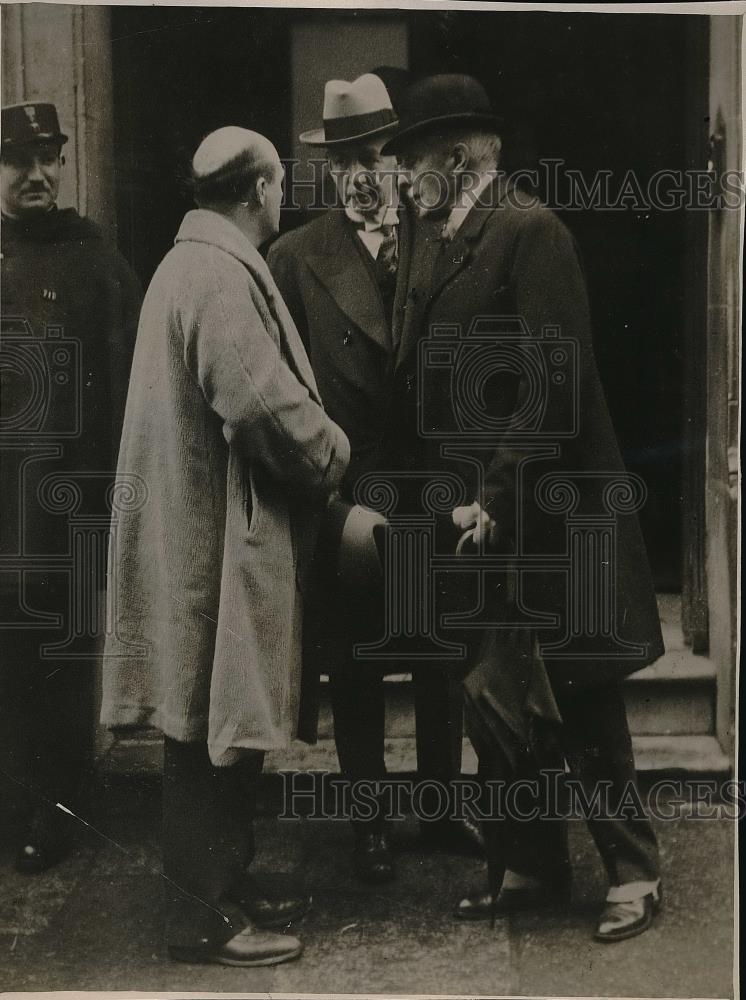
[0,775,736,998]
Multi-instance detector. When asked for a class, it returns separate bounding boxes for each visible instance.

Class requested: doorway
[111,7,709,604]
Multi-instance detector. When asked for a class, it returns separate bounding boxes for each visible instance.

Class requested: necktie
[376,223,399,281]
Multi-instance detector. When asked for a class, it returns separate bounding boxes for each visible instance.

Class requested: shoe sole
[593,913,653,943]
[453,908,505,922]
[593,898,661,943]
[453,894,571,921]
[209,944,304,967]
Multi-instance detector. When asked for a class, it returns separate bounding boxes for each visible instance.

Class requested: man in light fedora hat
[268,71,482,887]
[381,73,664,942]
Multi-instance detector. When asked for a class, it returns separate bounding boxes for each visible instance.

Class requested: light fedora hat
[300,72,399,147]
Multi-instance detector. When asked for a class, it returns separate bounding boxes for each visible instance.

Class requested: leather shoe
[169,923,303,967]
[594,884,662,942]
[454,879,571,920]
[420,816,485,856]
[230,875,310,928]
[352,829,395,884]
[15,808,71,875]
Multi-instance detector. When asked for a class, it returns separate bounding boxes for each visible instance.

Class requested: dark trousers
[162,737,264,950]
[0,636,94,832]
[470,682,660,887]
[329,663,464,828]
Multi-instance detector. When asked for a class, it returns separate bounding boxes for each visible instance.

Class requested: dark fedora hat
[369,66,413,116]
[1,101,68,151]
[381,74,501,155]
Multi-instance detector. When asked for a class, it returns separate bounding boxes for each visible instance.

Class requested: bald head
[191,126,281,209]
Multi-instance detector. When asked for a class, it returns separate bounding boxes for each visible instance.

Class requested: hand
[452,502,496,545]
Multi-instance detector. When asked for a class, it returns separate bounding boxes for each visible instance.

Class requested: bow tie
[346,203,400,231]
[353,218,399,234]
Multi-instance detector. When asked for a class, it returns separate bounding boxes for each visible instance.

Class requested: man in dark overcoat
[381,74,665,942]
[0,102,141,872]
[268,71,482,885]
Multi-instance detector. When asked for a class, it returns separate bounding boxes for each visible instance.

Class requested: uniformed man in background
[0,101,142,873]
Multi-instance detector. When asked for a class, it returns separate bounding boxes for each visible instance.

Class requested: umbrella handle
[455,527,477,555]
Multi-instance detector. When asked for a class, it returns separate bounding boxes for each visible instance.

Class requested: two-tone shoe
[454,877,571,920]
[594,881,662,943]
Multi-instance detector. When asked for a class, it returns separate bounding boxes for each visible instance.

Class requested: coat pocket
[243,467,263,540]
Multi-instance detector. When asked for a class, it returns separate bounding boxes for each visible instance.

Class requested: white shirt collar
[345,203,400,260]
[345,203,399,231]
[441,171,495,242]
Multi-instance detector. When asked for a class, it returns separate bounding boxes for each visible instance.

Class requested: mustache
[347,175,385,212]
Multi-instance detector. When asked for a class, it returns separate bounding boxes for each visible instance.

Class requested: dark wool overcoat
[267,206,420,736]
[1,207,141,589]
[389,177,664,688]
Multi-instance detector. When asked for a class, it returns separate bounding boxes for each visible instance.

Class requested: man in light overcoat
[102,128,349,967]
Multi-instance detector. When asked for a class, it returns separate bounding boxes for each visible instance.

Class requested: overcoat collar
[177,207,255,254]
[303,207,412,351]
[176,209,321,402]
[396,175,512,369]
[429,173,511,301]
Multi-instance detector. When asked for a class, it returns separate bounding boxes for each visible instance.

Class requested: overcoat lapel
[390,200,416,346]
[395,214,442,370]
[396,177,511,370]
[305,212,390,351]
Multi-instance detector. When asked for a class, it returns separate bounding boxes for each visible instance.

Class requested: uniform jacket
[0,208,141,567]
[101,209,349,765]
[390,177,664,685]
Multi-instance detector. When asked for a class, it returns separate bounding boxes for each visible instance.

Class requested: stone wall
[1,3,116,235]
[706,15,742,757]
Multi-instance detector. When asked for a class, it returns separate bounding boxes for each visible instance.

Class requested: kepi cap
[2,102,68,151]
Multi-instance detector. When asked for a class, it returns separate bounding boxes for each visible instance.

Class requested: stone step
[313,646,717,739]
[103,733,731,781]
[623,650,716,736]
[266,734,731,779]
[310,595,716,738]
